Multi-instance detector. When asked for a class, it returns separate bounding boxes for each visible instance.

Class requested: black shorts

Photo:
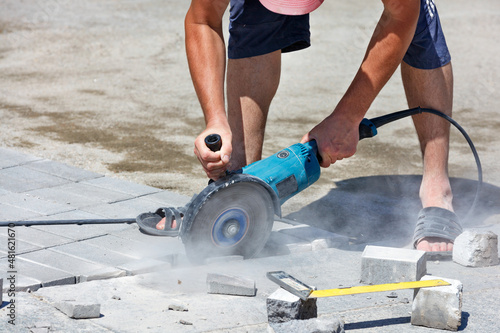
[228,0,451,69]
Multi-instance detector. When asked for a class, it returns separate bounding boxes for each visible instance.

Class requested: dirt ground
[1,1,499,227]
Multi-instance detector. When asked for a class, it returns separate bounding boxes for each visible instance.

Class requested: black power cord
[363,106,482,219]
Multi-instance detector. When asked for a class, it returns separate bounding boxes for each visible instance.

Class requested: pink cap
[259,0,324,15]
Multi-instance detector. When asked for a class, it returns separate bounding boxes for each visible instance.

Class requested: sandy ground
[1,0,499,233]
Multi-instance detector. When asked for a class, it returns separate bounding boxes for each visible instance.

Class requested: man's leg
[227,50,282,170]
[401,61,454,252]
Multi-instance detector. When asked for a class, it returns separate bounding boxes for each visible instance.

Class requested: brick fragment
[54,301,101,319]
[453,230,499,267]
[267,288,317,324]
[411,276,462,331]
[206,273,256,296]
[360,245,426,284]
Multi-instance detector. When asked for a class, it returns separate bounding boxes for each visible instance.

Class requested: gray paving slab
[0,166,71,193]
[82,176,162,197]
[50,241,138,266]
[55,182,135,204]
[24,159,102,182]
[19,250,107,279]
[81,198,162,219]
[0,192,74,216]
[0,234,42,254]
[83,234,166,259]
[1,258,76,289]
[140,189,192,207]
[108,224,186,255]
[1,273,42,292]
[0,203,42,221]
[25,186,115,210]
[3,226,74,248]
[0,147,42,169]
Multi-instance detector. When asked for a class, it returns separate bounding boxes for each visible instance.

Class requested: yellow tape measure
[310,279,450,298]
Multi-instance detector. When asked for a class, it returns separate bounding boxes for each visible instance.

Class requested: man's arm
[185,0,231,179]
[302,0,420,167]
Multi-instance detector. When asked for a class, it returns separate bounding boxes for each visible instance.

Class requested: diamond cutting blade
[182,181,275,264]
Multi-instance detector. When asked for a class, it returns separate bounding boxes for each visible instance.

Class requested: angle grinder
[136,107,482,263]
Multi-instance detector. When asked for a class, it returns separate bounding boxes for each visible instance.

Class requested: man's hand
[194,124,232,180]
[301,112,360,168]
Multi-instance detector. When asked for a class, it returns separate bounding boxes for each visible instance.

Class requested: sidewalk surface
[1,149,499,332]
[1,0,500,332]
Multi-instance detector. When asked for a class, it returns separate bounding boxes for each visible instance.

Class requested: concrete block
[268,317,344,333]
[54,301,101,319]
[411,275,462,331]
[453,230,499,267]
[360,245,426,284]
[206,273,256,296]
[0,278,2,304]
[267,288,317,324]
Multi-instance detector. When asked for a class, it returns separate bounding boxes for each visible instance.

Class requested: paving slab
[82,176,162,197]
[50,241,138,266]
[24,159,102,182]
[0,166,71,193]
[4,226,74,248]
[0,148,42,169]
[0,203,42,221]
[0,192,74,216]
[19,250,108,278]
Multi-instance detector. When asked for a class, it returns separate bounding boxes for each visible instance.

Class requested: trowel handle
[205,134,222,152]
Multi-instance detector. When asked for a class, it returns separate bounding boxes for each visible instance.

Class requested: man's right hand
[194,125,232,180]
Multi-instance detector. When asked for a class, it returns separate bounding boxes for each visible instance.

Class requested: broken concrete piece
[360,245,427,284]
[1,278,2,304]
[206,273,256,296]
[268,317,345,333]
[267,288,317,324]
[54,301,101,319]
[411,276,462,331]
[168,303,188,312]
[453,230,499,267]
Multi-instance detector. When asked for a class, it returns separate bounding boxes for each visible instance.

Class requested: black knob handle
[205,134,222,152]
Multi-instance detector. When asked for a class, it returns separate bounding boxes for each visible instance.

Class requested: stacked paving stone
[453,229,499,267]
[411,276,463,331]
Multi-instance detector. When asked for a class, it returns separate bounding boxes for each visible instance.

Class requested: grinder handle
[205,134,222,152]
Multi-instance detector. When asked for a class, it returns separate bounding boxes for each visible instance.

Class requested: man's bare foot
[156,217,177,230]
[416,237,453,252]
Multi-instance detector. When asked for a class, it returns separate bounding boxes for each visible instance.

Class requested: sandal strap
[413,207,462,248]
